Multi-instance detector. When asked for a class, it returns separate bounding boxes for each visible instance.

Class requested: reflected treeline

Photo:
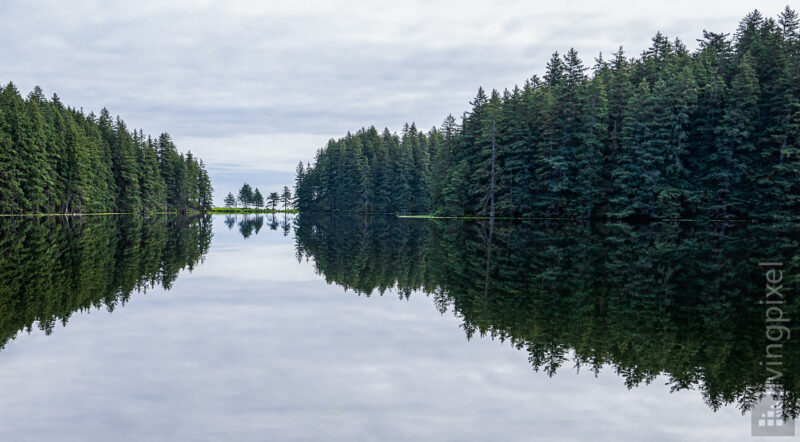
[224,214,292,237]
[0,215,212,350]
[294,215,800,417]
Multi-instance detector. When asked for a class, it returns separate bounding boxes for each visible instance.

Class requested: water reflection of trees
[0,215,212,350]
[293,215,800,417]
[224,214,293,237]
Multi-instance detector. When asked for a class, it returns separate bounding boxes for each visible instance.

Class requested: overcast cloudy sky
[0,0,790,203]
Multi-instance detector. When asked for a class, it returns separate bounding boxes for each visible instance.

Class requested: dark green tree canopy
[0,84,212,214]
[295,8,800,221]
[238,183,254,208]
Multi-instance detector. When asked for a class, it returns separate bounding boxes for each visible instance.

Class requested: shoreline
[210,208,297,214]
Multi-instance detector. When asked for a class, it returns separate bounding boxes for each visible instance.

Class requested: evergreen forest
[0,84,213,214]
[295,8,800,220]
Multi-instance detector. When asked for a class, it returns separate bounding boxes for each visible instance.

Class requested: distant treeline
[294,215,800,417]
[224,183,293,211]
[295,8,800,220]
[0,83,213,214]
[0,215,212,350]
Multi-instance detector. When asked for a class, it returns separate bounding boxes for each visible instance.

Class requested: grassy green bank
[210,208,297,214]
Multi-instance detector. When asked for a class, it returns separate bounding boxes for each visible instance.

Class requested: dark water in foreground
[0,214,797,441]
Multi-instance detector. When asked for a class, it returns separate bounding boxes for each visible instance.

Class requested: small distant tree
[224,192,236,208]
[238,183,254,208]
[253,188,265,209]
[268,192,280,211]
[281,186,292,211]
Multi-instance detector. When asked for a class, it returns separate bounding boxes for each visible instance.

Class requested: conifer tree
[281,186,292,211]
[224,192,237,208]
[253,188,265,209]
[0,84,27,213]
[708,53,760,218]
[238,183,254,208]
[268,192,280,211]
[610,79,653,218]
[197,160,213,211]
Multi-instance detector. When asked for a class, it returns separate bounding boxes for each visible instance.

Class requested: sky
[0,0,792,205]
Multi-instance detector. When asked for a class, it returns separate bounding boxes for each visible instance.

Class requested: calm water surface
[0,214,797,441]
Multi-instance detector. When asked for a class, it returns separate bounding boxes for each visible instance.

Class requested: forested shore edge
[295,8,800,221]
[0,84,212,215]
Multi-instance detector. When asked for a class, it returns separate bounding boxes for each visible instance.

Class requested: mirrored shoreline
[1,213,797,420]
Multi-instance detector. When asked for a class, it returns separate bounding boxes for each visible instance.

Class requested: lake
[0,214,797,441]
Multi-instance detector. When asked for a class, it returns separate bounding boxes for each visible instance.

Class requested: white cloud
[177,133,332,173]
